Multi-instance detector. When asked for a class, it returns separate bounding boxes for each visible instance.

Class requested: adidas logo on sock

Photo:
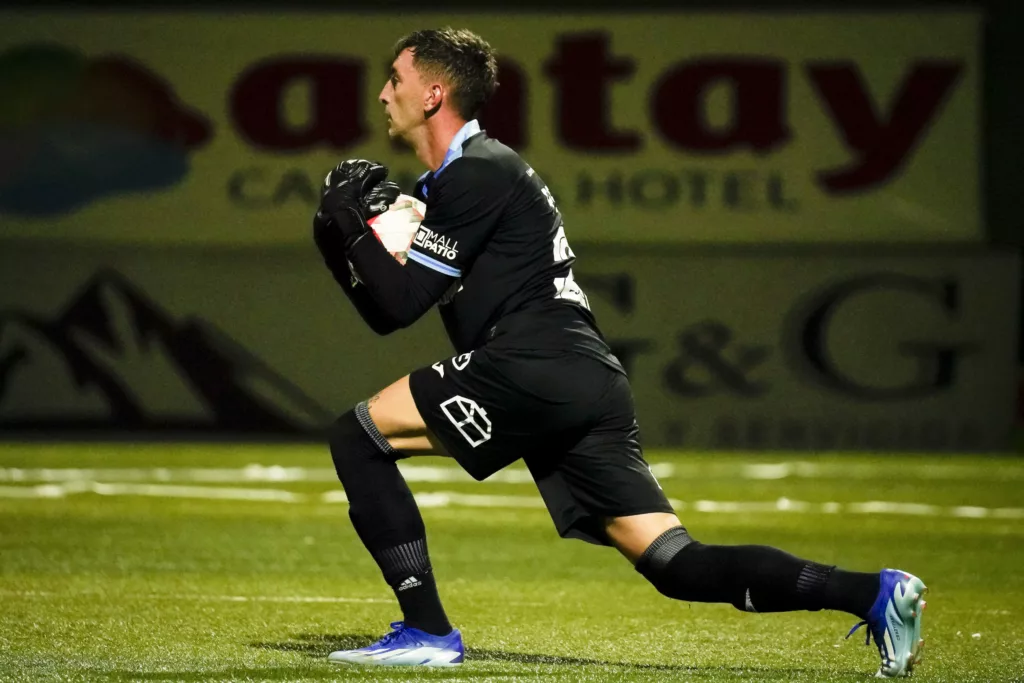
[397,576,422,591]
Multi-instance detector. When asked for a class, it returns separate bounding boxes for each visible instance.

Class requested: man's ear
[425,83,444,109]
[424,83,444,118]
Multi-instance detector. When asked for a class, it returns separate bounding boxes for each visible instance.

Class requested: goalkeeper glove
[320,159,399,250]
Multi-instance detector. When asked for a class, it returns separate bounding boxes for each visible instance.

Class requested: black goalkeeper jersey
[406,124,621,372]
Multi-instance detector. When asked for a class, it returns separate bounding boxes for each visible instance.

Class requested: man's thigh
[366,349,675,550]
[363,346,551,464]
[408,348,672,524]
[359,347,546,467]
[405,348,553,480]
[524,370,674,546]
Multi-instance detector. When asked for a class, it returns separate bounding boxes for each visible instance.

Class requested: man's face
[379,48,429,141]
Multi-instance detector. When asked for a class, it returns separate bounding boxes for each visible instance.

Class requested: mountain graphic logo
[0,270,332,434]
[0,44,212,216]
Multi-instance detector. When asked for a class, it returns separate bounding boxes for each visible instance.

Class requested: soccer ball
[368,194,425,265]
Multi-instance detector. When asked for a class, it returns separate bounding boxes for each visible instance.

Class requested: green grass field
[2,443,1023,682]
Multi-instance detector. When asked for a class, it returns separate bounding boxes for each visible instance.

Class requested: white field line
[1,481,1022,520]
[737,462,1024,481]
[3,460,1024,486]
[0,591,555,607]
[0,464,532,484]
[322,490,546,508]
[0,481,302,502]
[0,590,391,604]
[676,498,1024,519]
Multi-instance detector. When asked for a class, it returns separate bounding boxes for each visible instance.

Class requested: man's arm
[323,157,512,328]
[313,210,403,335]
[328,259,404,336]
[315,202,453,331]
[345,236,455,328]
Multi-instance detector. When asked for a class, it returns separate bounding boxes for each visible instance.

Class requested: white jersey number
[553,225,575,263]
[531,167,590,311]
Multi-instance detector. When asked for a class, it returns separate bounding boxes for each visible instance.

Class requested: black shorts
[408,347,673,545]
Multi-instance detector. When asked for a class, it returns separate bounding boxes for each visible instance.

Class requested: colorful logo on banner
[0,45,211,216]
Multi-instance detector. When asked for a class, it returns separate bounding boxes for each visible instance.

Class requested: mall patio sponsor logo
[414,227,459,261]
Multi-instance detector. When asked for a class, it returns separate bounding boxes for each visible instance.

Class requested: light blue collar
[436,118,480,175]
[418,119,481,193]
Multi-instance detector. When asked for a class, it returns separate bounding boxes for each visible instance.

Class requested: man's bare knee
[364,375,447,455]
[605,512,684,564]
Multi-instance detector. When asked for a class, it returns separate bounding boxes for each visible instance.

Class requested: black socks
[374,540,452,636]
[329,406,452,635]
[330,403,882,633]
[823,568,884,619]
[636,526,879,619]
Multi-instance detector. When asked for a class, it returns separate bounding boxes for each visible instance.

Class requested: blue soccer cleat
[327,621,464,667]
[847,569,928,677]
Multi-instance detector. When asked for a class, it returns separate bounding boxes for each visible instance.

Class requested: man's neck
[412,116,469,171]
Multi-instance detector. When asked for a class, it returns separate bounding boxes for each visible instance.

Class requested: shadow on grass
[253,632,691,669]
[251,633,820,675]
[100,633,826,681]
[102,666,360,681]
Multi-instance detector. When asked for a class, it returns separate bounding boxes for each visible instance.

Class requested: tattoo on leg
[367,393,381,410]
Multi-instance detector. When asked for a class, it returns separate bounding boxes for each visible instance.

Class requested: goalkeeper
[312,27,927,677]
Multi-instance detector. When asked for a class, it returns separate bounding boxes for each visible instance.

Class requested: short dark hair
[393,27,498,120]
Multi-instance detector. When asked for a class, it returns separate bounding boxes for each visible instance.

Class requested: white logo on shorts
[452,352,473,371]
[431,361,445,377]
[440,396,492,447]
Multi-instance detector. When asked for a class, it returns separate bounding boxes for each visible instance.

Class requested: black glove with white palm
[316,159,401,252]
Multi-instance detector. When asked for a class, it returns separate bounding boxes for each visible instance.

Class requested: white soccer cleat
[846,569,928,677]
[327,621,464,667]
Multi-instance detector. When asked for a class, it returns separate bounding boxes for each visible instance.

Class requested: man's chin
[387,128,412,148]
